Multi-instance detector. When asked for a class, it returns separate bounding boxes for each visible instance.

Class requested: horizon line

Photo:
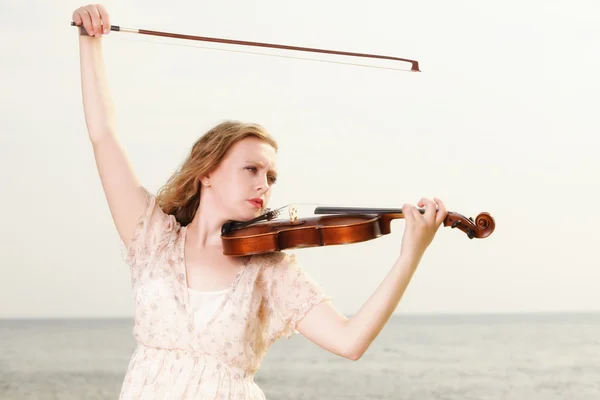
[2,310,600,321]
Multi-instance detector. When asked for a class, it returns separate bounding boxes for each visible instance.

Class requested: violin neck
[314,206,423,236]
[314,206,425,215]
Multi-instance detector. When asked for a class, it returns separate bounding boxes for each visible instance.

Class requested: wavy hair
[156,120,278,226]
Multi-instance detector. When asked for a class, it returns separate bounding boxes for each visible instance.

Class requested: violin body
[221,207,495,256]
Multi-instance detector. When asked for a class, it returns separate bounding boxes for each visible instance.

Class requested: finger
[405,204,422,226]
[417,197,436,223]
[411,206,423,224]
[72,9,83,26]
[87,5,102,36]
[433,197,447,226]
[402,204,415,224]
[97,4,111,34]
[78,9,94,36]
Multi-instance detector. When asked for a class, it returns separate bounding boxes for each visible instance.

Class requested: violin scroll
[444,211,495,239]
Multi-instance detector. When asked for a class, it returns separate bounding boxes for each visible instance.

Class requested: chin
[248,207,264,219]
[234,205,262,221]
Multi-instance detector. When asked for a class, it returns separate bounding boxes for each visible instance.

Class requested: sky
[1,0,599,319]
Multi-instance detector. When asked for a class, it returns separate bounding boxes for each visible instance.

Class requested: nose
[256,174,271,193]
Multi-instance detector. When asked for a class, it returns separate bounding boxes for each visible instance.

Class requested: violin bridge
[289,204,298,223]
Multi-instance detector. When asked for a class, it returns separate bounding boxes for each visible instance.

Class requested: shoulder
[254,251,290,266]
[254,251,296,274]
[139,190,182,240]
[253,251,293,287]
[122,188,182,266]
[253,251,319,295]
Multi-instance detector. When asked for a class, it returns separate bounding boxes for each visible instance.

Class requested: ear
[200,173,211,187]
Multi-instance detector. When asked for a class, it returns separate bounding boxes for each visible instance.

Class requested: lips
[248,198,263,208]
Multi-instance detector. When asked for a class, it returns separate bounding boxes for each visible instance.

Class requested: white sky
[1,0,599,318]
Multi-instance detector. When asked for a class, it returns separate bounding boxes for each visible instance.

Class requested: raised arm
[73,4,147,247]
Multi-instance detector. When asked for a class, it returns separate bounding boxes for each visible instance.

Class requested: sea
[1,313,599,400]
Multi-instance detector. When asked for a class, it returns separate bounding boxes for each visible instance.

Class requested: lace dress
[118,189,330,399]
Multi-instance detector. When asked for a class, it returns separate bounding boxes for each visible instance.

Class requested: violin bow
[70,22,420,72]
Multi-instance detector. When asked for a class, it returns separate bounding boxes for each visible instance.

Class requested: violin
[220,205,495,256]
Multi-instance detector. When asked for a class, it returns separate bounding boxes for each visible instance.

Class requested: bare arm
[296,198,448,360]
[297,253,419,360]
[74,4,147,246]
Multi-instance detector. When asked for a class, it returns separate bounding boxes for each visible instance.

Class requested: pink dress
[118,189,330,399]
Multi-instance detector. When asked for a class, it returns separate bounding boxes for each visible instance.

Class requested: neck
[187,193,228,248]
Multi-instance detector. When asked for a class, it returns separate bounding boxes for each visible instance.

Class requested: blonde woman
[72,4,447,399]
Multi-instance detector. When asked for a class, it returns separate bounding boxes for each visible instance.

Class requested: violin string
[116,36,413,72]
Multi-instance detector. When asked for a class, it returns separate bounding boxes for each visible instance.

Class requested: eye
[246,166,277,185]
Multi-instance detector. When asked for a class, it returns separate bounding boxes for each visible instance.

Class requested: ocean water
[1,313,599,399]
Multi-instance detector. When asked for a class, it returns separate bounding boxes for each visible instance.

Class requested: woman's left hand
[399,197,448,262]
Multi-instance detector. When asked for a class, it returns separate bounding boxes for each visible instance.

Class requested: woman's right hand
[72,4,111,37]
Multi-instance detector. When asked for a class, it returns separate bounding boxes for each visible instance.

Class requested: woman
[72,4,448,399]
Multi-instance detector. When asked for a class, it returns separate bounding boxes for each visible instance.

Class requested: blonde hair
[156,120,278,226]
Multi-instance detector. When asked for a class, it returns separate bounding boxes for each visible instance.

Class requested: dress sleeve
[121,188,179,267]
[262,252,331,342]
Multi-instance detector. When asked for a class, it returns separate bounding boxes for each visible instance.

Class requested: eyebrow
[246,160,278,177]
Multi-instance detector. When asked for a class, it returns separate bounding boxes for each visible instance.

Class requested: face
[203,137,278,221]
